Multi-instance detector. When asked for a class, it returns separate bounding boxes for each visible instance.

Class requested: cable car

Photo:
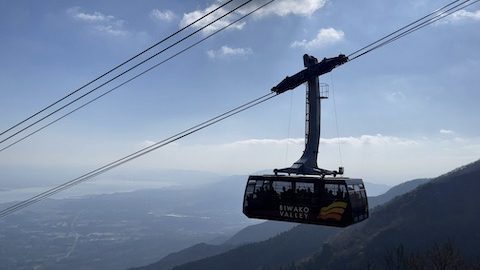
[243,175,368,227]
[242,54,369,227]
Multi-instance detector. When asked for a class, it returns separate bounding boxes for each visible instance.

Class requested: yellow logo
[318,201,347,221]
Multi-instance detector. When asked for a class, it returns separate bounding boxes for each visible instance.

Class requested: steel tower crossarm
[271,54,347,94]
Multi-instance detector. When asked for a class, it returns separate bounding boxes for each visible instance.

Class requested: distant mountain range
[130,221,296,270]
[363,182,391,196]
[368,178,429,208]
[131,176,429,270]
[142,159,480,270]
[223,220,296,246]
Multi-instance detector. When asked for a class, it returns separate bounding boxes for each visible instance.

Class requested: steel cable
[348,0,478,61]
[0,0,276,218]
[0,0,237,138]
[0,0,254,146]
[0,0,274,153]
[0,92,277,219]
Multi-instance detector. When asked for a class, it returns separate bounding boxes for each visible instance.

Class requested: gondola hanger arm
[271,54,348,94]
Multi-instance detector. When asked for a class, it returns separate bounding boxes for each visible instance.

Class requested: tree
[428,241,464,270]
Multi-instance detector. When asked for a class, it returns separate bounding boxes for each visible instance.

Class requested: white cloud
[228,134,418,147]
[229,138,304,146]
[180,3,245,35]
[240,0,327,17]
[442,9,480,24]
[324,134,418,146]
[75,12,113,22]
[440,129,454,134]
[140,140,156,148]
[67,7,128,36]
[180,0,327,34]
[207,46,253,59]
[385,91,407,103]
[93,25,127,36]
[150,9,176,22]
[291,28,345,49]
[454,9,480,20]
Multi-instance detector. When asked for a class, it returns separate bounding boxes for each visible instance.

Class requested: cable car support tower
[272,54,347,177]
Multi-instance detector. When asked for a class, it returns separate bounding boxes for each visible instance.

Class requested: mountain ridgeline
[297,159,480,269]
[173,224,340,270]
[129,221,296,270]
[134,159,480,270]
[131,173,433,270]
[368,178,430,208]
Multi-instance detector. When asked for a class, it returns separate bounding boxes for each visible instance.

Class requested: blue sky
[1,0,480,190]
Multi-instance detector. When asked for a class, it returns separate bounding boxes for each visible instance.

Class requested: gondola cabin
[243,175,369,227]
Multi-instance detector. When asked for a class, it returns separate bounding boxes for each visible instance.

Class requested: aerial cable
[0,0,274,153]
[348,0,478,61]
[348,0,473,60]
[348,0,464,58]
[0,1,276,218]
[2,0,475,147]
[0,0,237,139]
[349,0,478,61]
[0,0,255,145]
[284,91,294,165]
[4,0,472,148]
[329,73,343,167]
[0,92,277,219]
[0,0,257,147]
[0,93,277,218]
[354,0,480,59]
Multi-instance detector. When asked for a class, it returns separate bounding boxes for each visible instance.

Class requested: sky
[1,0,480,193]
